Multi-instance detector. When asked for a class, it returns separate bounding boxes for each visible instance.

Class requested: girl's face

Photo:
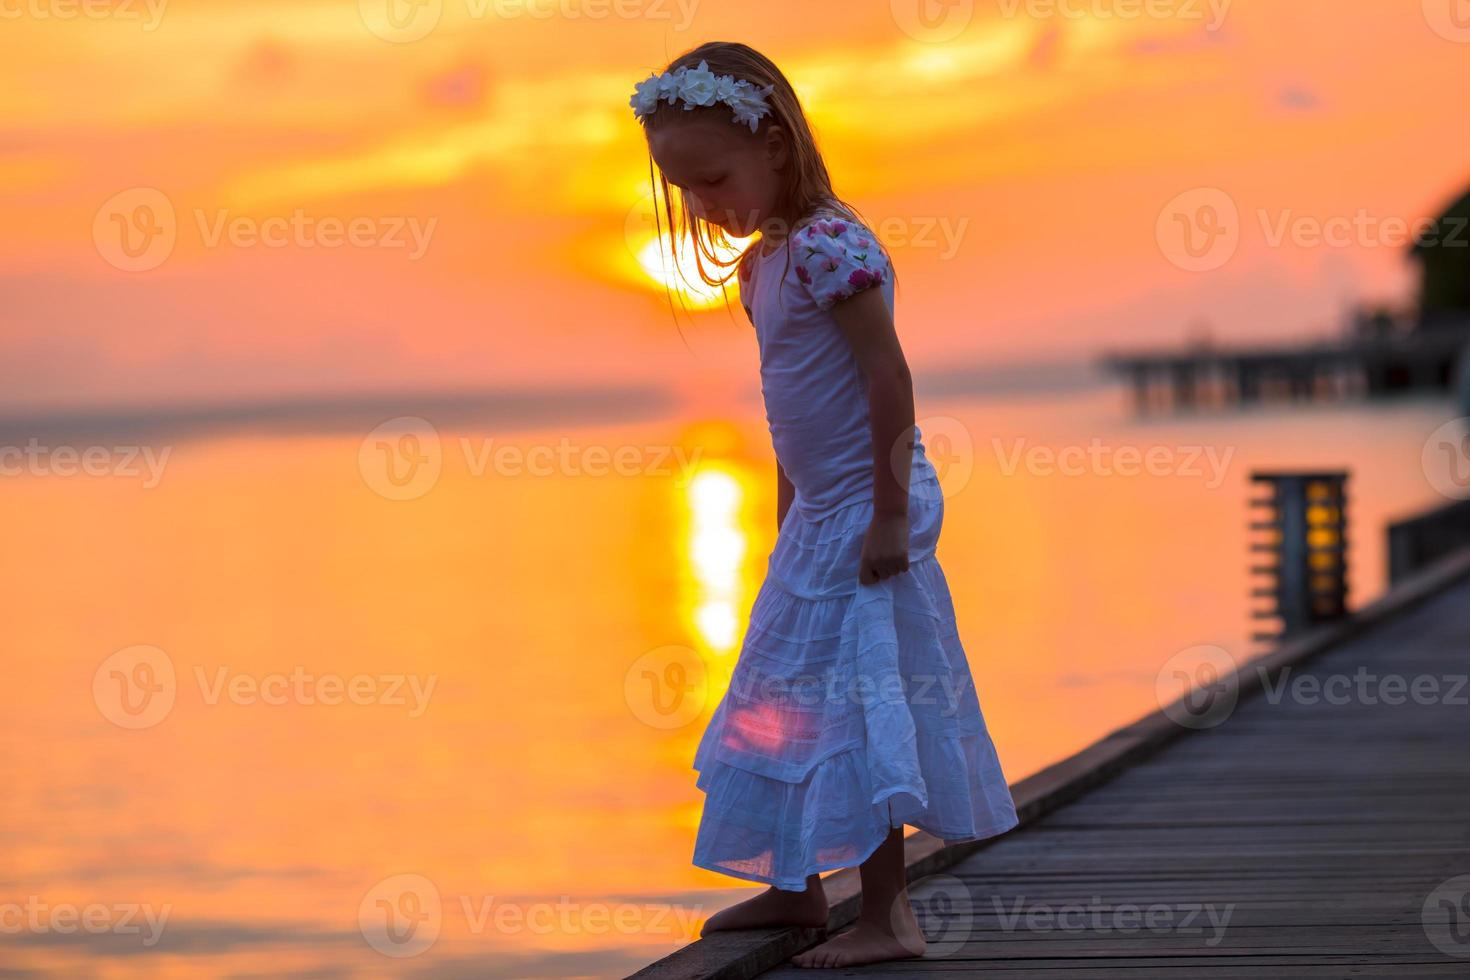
[647,117,787,238]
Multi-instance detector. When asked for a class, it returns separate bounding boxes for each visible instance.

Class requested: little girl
[630,42,1020,970]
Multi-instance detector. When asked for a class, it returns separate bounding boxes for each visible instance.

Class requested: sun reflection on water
[684,466,749,655]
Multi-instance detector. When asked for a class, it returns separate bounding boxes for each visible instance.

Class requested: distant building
[1409,184,1470,333]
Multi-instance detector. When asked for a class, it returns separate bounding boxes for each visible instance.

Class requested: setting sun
[635,233,752,310]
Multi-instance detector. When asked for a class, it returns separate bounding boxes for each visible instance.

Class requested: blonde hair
[635,41,889,314]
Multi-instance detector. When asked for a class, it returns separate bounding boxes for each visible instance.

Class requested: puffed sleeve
[792,216,889,312]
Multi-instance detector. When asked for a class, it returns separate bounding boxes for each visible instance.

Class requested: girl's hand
[858,512,911,585]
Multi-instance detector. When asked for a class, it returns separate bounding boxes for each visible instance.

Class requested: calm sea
[1,375,1460,977]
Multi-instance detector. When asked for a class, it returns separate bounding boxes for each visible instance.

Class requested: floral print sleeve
[793,216,889,313]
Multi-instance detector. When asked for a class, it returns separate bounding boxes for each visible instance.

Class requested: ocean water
[1,378,1461,977]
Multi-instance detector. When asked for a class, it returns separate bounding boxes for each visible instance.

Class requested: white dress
[690,208,1020,890]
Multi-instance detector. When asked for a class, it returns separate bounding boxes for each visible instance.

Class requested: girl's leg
[790,826,927,969]
[699,873,828,935]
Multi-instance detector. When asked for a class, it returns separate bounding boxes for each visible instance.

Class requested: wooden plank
[761,964,1470,979]
[629,547,1470,979]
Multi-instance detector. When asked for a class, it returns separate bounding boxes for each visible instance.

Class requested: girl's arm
[830,287,915,583]
[776,461,795,532]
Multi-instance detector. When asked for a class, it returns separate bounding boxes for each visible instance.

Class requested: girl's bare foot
[789,893,926,969]
[791,828,926,968]
[700,875,828,935]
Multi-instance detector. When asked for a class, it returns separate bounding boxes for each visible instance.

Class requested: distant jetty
[1103,183,1470,416]
[1100,319,1469,415]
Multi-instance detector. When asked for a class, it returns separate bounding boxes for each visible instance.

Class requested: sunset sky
[5,7,1469,973]
[3,0,1468,414]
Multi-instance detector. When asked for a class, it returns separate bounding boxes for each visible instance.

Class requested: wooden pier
[633,546,1470,979]
[1100,331,1469,415]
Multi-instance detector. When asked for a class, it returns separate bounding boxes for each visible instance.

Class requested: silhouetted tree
[1411,185,1470,331]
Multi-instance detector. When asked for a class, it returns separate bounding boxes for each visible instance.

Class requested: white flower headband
[629,60,776,134]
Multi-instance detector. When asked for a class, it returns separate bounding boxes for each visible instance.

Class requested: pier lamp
[1249,471,1350,645]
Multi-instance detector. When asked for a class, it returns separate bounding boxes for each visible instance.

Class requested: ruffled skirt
[691,474,1020,891]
